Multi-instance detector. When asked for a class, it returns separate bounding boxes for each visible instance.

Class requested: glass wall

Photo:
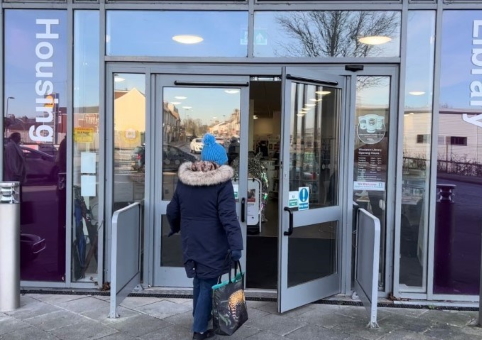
[254,11,401,58]
[435,10,482,295]
[3,10,67,281]
[72,11,100,282]
[113,74,146,210]
[106,11,248,57]
[353,76,391,290]
[399,11,435,292]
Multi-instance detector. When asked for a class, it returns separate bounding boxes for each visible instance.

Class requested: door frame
[152,73,250,287]
[105,63,399,297]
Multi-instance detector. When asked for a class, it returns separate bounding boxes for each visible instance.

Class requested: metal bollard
[0,182,21,312]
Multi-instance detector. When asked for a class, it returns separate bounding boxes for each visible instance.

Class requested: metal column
[0,182,20,312]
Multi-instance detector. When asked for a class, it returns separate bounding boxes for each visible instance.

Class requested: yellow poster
[74,127,95,143]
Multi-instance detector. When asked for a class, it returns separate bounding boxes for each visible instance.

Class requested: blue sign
[298,187,309,211]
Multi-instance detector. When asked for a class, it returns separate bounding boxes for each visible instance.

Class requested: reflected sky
[441,11,482,109]
[5,10,67,119]
[107,11,248,57]
[254,11,401,58]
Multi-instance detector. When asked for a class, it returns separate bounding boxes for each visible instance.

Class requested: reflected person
[4,132,26,184]
[166,133,243,340]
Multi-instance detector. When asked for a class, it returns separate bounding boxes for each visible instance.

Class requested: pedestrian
[166,133,243,340]
[227,136,240,165]
[3,132,26,184]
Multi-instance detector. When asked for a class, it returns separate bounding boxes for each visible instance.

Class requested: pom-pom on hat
[201,134,228,165]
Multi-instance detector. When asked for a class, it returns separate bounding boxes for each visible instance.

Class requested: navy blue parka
[166,161,243,279]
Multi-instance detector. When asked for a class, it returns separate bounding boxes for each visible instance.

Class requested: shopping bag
[212,261,248,336]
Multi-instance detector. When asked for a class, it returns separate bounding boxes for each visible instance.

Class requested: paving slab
[2,294,482,340]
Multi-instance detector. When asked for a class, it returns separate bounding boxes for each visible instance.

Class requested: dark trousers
[192,277,218,333]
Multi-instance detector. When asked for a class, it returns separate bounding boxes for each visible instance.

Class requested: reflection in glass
[254,11,400,58]
[161,87,241,200]
[161,215,183,267]
[72,10,100,282]
[113,74,146,212]
[435,11,482,295]
[353,76,390,290]
[107,11,248,57]
[288,222,337,287]
[4,10,67,282]
[289,83,339,209]
[399,11,435,292]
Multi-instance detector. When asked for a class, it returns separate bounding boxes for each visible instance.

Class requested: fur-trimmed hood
[178,161,234,186]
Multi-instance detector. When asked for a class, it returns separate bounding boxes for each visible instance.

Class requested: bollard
[0,182,21,312]
[434,184,456,288]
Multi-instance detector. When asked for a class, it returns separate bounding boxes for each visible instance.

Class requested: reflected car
[21,146,59,181]
[190,138,203,154]
[163,144,196,172]
[21,233,47,265]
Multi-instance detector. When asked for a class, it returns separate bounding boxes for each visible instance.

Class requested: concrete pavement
[1,293,482,339]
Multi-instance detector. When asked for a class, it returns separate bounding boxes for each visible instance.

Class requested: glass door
[153,74,250,287]
[278,68,345,313]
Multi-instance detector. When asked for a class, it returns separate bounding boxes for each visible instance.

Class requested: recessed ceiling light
[358,36,392,45]
[172,35,204,44]
[409,91,425,96]
[175,96,187,100]
[305,103,316,107]
[310,98,322,102]
[297,113,305,117]
[225,89,239,94]
[315,90,331,95]
[114,76,125,82]
[171,102,181,105]
[253,115,258,120]
[409,112,414,115]
[182,106,192,109]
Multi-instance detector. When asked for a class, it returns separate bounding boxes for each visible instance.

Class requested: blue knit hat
[201,134,228,165]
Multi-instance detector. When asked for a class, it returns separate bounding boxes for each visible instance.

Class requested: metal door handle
[241,198,246,223]
[284,207,294,236]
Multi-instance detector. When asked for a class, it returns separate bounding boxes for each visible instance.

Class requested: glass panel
[107,11,248,58]
[288,221,337,287]
[161,215,183,267]
[254,11,401,58]
[3,10,67,282]
[161,87,241,200]
[434,11,482,295]
[72,10,100,282]
[353,76,390,290]
[399,11,435,292]
[289,82,340,209]
[113,74,146,211]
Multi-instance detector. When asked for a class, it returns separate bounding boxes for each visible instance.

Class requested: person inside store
[227,136,240,165]
[256,140,269,159]
[166,133,243,340]
[3,132,26,184]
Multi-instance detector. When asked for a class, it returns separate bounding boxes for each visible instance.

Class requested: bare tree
[275,11,399,58]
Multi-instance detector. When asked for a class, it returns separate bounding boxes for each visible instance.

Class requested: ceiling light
[310,98,322,102]
[175,96,187,100]
[114,76,125,82]
[253,115,258,120]
[171,102,181,105]
[305,103,316,107]
[315,90,331,95]
[358,36,392,45]
[172,35,204,44]
[297,113,305,117]
[183,106,192,109]
[409,112,414,115]
[409,91,425,96]
[225,89,239,94]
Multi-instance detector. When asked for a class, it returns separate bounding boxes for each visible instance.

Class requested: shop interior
[244,79,282,289]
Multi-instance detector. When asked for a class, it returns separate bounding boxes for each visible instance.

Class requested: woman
[167,133,243,340]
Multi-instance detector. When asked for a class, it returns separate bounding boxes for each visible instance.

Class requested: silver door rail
[354,207,381,329]
[109,201,143,318]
